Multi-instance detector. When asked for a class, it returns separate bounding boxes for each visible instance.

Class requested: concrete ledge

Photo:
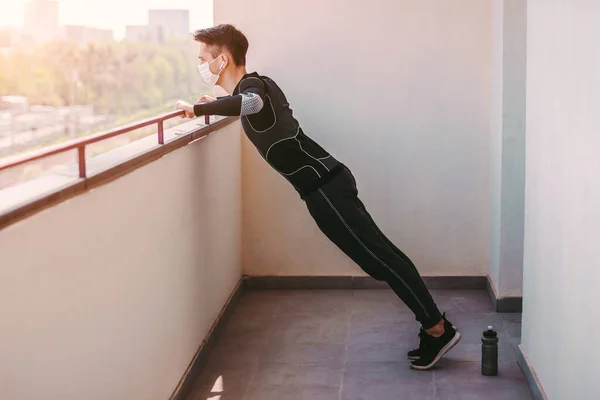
[243,275,487,290]
[486,276,523,312]
[516,345,548,400]
[170,278,244,400]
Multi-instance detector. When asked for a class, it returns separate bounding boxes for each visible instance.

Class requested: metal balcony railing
[0,112,236,230]
[0,112,213,179]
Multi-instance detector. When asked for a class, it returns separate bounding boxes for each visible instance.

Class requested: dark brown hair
[193,24,249,66]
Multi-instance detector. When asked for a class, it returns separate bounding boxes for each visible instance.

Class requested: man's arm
[193,78,266,117]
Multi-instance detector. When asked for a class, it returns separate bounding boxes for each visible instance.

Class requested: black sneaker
[407,313,457,361]
[410,317,461,370]
[407,327,424,360]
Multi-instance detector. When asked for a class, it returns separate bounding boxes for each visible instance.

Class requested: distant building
[0,28,34,50]
[125,26,151,42]
[0,29,12,48]
[0,96,29,115]
[63,26,114,45]
[148,10,190,42]
[23,0,60,43]
[95,29,114,42]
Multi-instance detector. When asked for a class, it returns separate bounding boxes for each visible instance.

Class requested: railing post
[158,120,164,145]
[78,146,86,178]
[205,115,210,125]
[0,110,196,175]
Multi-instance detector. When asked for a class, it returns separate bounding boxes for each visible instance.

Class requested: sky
[0,0,214,39]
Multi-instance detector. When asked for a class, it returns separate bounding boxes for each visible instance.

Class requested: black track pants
[303,165,443,329]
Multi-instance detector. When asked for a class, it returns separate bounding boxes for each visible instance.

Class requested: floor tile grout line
[240,293,276,400]
[499,312,523,345]
[498,314,522,359]
[238,358,260,400]
[338,290,354,400]
[218,290,525,398]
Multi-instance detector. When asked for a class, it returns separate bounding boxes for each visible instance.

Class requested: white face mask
[197,55,225,86]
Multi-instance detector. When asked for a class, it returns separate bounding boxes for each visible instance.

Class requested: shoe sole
[409,331,461,371]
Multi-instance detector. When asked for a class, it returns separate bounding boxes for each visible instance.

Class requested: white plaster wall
[215,0,492,276]
[522,1,600,398]
[489,0,527,297]
[0,122,243,400]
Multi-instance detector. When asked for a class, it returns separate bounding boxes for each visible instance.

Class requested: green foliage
[0,39,210,116]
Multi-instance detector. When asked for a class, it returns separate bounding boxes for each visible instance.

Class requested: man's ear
[219,54,228,70]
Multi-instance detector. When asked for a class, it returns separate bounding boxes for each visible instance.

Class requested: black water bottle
[482,325,498,376]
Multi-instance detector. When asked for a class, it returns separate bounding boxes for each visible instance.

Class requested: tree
[0,38,208,117]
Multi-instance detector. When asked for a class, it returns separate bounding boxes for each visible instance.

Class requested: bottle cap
[483,326,498,338]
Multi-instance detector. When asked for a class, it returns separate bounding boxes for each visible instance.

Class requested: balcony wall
[216,0,494,277]
[0,121,242,400]
[522,1,600,398]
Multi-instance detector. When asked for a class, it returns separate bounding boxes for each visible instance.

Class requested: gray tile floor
[188,289,531,400]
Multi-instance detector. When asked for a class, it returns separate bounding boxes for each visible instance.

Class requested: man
[175,24,460,370]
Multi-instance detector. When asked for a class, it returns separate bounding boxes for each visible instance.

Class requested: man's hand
[197,94,216,104]
[175,100,195,118]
